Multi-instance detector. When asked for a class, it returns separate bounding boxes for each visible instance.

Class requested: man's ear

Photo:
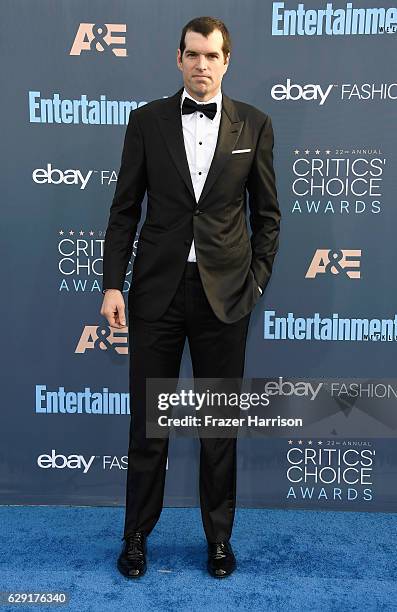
[224,53,230,70]
[176,49,183,71]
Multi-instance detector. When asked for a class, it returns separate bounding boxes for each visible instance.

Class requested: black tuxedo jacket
[102,86,281,323]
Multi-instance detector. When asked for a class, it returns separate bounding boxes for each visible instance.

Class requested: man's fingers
[100,294,127,328]
[110,305,126,328]
[109,311,125,329]
[116,304,126,327]
[110,307,120,328]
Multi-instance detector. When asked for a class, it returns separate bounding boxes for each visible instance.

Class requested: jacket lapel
[157,87,196,201]
[157,87,244,207]
[198,93,244,206]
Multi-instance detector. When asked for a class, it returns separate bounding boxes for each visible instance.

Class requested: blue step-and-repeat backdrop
[1,0,397,512]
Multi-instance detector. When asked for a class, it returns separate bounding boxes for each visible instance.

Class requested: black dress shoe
[207,541,236,578]
[117,531,147,578]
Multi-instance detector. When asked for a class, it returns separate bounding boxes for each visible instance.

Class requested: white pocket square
[232,148,251,154]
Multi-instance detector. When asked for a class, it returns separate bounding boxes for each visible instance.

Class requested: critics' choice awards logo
[290,149,385,215]
[33,164,118,190]
[70,23,127,56]
[58,229,137,293]
[305,249,361,279]
[285,440,375,503]
[271,79,397,105]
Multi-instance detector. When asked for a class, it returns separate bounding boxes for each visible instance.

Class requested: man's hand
[100,289,126,329]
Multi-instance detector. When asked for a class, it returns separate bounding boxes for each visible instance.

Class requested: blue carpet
[1,506,396,611]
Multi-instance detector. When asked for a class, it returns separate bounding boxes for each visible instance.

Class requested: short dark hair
[179,16,231,62]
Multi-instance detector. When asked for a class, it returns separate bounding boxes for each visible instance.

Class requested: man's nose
[196,55,208,70]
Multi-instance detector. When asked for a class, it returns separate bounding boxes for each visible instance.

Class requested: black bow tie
[182,97,217,120]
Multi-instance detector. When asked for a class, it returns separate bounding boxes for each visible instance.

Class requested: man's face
[177,29,230,101]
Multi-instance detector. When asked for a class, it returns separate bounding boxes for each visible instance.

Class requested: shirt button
[198,172,202,175]
[200,114,203,118]
[199,141,202,145]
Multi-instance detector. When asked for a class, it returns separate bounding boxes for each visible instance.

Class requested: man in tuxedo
[100,16,280,579]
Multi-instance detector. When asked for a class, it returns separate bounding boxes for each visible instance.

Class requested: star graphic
[318,440,323,445]
[325,150,331,155]
[308,440,313,445]
[59,230,64,235]
[294,149,300,155]
[89,230,94,236]
[288,439,293,445]
[315,149,320,155]
[69,230,74,236]
[79,230,84,236]
[304,149,310,155]
[298,439,303,445]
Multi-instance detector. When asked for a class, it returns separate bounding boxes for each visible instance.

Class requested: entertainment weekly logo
[57,229,136,293]
[271,2,397,36]
[285,440,375,505]
[28,91,147,125]
[288,148,385,215]
[35,385,130,415]
[263,311,397,341]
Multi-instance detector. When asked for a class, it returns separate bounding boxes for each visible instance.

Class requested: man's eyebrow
[185,49,220,55]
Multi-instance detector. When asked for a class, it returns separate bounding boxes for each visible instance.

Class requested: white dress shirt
[180,87,222,262]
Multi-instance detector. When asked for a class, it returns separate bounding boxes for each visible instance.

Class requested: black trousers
[124,262,251,543]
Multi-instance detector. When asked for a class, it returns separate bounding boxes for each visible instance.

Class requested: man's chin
[189,83,210,98]
[192,81,207,89]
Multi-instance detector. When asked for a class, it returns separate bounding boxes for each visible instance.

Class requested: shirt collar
[181,87,222,119]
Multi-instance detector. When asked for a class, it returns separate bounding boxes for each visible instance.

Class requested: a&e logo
[70,23,127,57]
[305,249,361,279]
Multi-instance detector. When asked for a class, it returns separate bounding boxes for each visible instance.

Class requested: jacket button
[194,209,201,215]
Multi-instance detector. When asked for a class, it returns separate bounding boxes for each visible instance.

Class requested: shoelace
[126,532,145,560]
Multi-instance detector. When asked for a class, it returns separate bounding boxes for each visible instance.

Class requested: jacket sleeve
[246,114,281,293]
[102,110,147,292]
